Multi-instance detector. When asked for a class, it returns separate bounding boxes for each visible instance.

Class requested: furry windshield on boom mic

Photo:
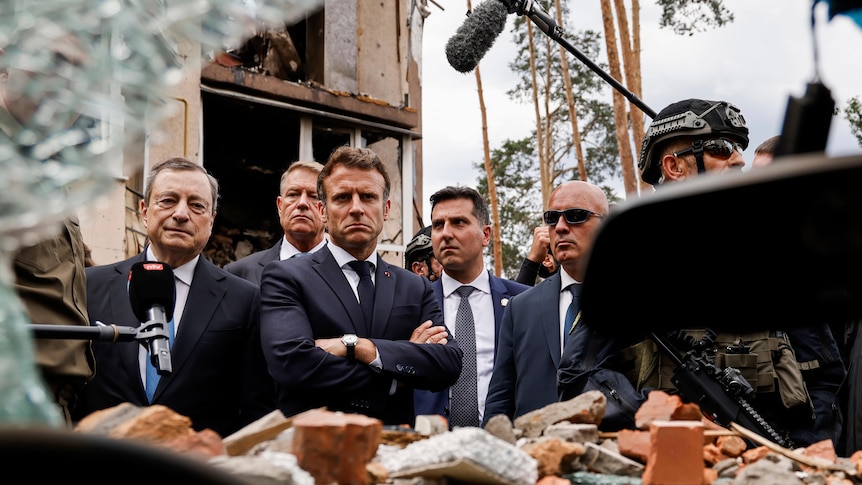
[445,0,510,73]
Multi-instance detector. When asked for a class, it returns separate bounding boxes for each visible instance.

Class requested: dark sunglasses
[673,138,743,159]
[543,208,605,226]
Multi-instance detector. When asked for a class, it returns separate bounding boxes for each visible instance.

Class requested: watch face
[343,334,358,345]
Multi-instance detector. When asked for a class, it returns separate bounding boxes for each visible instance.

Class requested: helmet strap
[691,139,707,175]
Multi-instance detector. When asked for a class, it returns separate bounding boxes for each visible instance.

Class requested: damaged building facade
[80,1,432,268]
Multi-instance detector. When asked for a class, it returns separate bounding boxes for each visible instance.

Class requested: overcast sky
[418,0,862,223]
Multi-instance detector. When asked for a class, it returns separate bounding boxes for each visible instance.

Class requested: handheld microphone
[445,0,510,73]
[128,261,175,376]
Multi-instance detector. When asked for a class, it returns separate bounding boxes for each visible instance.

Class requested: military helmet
[638,99,750,185]
[405,225,433,266]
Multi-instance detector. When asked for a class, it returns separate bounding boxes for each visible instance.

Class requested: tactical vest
[621,329,811,410]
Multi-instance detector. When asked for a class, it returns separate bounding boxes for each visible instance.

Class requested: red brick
[291,409,383,485]
[703,443,731,466]
[617,429,650,463]
[804,439,837,464]
[741,446,770,464]
[164,428,227,459]
[671,402,702,422]
[642,420,704,485]
[850,450,862,476]
[522,438,585,477]
[716,435,746,458]
[635,391,689,430]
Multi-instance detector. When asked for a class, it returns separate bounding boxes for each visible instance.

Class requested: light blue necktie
[145,318,175,403]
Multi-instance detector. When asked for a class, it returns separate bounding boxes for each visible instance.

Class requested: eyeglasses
[673,138,743,159]
[543,208,605,226]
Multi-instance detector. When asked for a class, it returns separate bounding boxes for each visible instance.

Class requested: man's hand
[411,320,449,345]
[315,336,377,363]
[527,226,551,262]
[315,337,347,357]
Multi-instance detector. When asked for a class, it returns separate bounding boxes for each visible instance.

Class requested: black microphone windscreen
[445,0,509,73]
[128,261,176,322]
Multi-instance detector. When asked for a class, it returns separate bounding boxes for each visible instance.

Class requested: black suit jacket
[413,273,529,419]
[73,253,275,437]
[259,246,463,426]
[224,240,282,285]
[483,272,567,424]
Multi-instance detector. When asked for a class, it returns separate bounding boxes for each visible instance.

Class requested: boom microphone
[128,261,175,375]
[445,0,510,73]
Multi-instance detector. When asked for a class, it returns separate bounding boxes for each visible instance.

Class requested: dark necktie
[450,285,479,428]
[347,260,374,328]
[563,283,580,348]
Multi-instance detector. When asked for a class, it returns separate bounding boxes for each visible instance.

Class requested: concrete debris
[376,427,539,485]
[209,451,315,485]
[515,390,606,438]
[71,396,862,485]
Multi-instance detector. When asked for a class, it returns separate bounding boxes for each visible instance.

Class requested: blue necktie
[145,318,174,403]
[563,284,580,347]
[347,260,374,328]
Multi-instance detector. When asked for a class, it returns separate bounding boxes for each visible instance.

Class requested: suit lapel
[542,273,563,367]
[255,242,282,278]
[372,259,396,335]
[113,255,151,400]
[313,248,365,334]
[488,273,510,358]
[155,259,225,399]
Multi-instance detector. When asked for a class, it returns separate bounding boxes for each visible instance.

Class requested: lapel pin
[501,298,509,307]
[384,271,391,278]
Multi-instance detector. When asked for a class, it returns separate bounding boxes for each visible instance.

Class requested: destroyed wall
[199,0,424,268]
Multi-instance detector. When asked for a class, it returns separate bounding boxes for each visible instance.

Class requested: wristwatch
[342,334,359,361]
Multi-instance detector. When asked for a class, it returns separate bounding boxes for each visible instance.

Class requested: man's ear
[661,154,686,181]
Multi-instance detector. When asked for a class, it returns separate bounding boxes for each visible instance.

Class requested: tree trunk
[527,21,551,209]
[599,0,638,196]
[612,0,651,196]
[468,0,503,275]
[554,0,587,184]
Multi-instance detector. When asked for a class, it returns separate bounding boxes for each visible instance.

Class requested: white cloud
[420,0,862,222]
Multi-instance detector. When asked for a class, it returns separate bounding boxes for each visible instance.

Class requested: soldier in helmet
[405,225,442,282]
[638,98,748,187]
[560,98,846,449]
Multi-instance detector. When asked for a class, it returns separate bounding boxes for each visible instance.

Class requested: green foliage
[506,9,619,191]
[656,0,734,36]
[845,96,862,148]
[476,138,542,278]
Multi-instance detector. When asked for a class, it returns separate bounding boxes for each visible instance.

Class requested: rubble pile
[73,390,862,485]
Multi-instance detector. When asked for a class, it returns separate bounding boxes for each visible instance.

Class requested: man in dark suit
[483,180,609,423]
[225,161,327,284]
[73,157,275,437]
[414,186,529,427]
[259,146,462,426]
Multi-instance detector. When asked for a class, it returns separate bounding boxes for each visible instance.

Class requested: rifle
[649,330,794,448]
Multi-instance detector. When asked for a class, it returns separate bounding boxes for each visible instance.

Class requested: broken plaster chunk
[376,427,538,485]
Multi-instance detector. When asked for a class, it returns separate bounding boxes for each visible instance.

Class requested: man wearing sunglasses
[638,98,748,187]
[484,181,608,424]
[559,98,847,448]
